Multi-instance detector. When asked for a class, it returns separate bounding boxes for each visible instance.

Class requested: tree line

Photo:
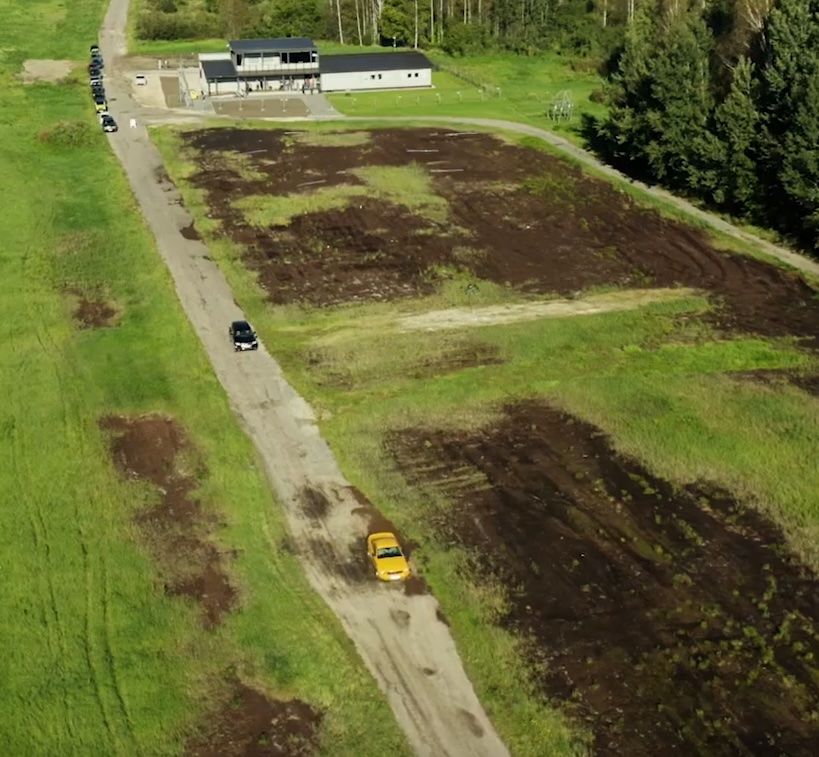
[596,0,819,251]
[137,0,626,57]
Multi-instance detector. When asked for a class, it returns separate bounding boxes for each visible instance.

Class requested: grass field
[153,120,819,754]
[327,53,604,143]
[0,2,409,756]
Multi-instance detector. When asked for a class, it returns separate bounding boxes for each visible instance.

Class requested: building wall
[320,67,432,92]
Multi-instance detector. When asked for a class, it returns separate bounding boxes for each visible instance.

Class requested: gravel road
[99,2,512,756]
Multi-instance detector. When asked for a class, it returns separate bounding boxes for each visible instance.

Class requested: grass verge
[1,3,409,755]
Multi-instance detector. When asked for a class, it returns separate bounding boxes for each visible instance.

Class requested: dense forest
[137,0,623,56]
[597,0,819,251]
[138,0,819,251]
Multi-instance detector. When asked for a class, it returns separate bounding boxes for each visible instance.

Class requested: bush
[136,10,219,40]
[589,88,607,104]
[37,120,98,148]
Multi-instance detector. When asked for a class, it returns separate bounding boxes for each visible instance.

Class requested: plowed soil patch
[74,297,118,328]
[100,415,235,627]
[186,680,322,757]
[389,403,819,756]
[180,128,819,344]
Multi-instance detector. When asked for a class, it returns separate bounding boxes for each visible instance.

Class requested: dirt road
[99,2,511,756]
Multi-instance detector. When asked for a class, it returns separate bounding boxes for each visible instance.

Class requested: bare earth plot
[181,127,819,346]
[170,126,819,755]
[390,405,819,757]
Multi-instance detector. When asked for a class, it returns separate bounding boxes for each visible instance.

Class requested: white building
[319,52,433,92]
[198,38,433,97]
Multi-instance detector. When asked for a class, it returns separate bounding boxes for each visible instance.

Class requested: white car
[135,74,147,86]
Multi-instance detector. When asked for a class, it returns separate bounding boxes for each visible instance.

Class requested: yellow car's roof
[370,531,400,548]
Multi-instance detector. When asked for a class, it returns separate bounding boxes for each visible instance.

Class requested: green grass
[1,3,409,756]
[234,163,448,227]
[153,121,819,756]
[235,184,366,227]
[327,54,604,144]
[287,130,373,147]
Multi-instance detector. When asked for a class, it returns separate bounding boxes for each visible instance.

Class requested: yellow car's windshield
[377,546,403,559]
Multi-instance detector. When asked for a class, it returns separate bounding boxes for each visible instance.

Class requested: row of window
[369,72,421,80]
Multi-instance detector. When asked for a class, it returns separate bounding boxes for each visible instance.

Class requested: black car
[100,114,118,133]
[88,63,101,76]
[91,52,104,67]
[90,44,100,53]
[229,321,259,352]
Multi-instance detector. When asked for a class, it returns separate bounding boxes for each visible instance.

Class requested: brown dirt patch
[181,222,201,240]
[727,368,819,398]
[73,295,119,329]
[99,415,236,628]
[390,402,819,756]
[179,127,819,346]
[21,59,74,84]
[187,679,322,757]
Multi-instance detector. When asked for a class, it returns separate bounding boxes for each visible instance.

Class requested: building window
[378,74,382,79]
[236,54,243,66]
[407,73,412,78]
[414,73,419,77]
[370,74,376,80]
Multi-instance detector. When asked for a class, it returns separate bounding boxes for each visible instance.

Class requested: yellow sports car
[367,532,411,582]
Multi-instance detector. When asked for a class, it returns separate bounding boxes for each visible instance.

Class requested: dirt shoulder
[99,2,509,755]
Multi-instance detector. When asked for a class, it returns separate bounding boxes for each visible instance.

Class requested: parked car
[228,320,259,351]
[90,44,100,53]
[90,77,103,90]
[88,63,101,76]
[100,114,118,133]
[93,95,108,113]
[135,74,147,86]
[91,52,103,67]
[367,532,411,582]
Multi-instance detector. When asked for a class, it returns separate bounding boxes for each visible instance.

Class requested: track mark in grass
[391,402,819,756]
[100,415,236,628]
[186,678,322,757]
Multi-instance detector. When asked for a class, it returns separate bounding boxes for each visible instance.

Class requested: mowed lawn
[0,3,408,756]
[326,53,605,142]
[154,123,819,756]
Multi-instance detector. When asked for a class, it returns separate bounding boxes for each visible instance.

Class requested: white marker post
[129,118,137,129]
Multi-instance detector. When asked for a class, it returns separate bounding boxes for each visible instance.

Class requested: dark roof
[201,59,237,80]
[229,37,316,54]
[320,52,432,75]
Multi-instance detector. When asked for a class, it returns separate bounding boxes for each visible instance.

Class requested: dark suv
[229,320,259,351]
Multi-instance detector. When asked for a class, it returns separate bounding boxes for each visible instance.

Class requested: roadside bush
[137,10,219,40]
[37,120,97,148]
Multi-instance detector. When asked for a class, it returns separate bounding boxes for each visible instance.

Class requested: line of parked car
[89,44,117,133]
